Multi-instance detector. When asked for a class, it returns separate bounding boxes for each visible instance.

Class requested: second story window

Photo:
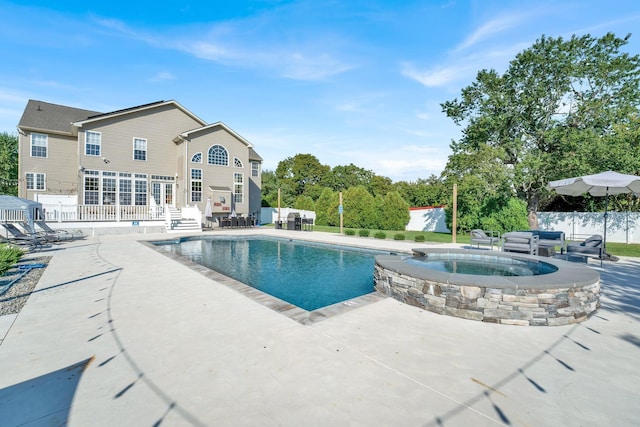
[30,133,48,158]
[133,138,147,161]
[191,152,202,163]
[85,131,101,156]
[208,145,228,166]
[251,161,260,177]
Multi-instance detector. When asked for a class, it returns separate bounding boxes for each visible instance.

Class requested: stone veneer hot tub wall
[374,248,600,326]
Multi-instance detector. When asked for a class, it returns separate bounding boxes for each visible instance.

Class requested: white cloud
[93,15,355,82]
[401,63,472,87]
[149,71,175,82]
[455,13,527,51]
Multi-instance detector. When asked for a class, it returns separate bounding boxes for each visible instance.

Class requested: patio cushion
[582,235,602,247]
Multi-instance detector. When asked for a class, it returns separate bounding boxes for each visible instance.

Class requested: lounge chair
[566,234,618,266]
[470,229,500,250]
[1,224,45,251]
[32,220,77,241]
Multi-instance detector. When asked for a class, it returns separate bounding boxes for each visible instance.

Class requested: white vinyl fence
[407,208,639,244]
[538,211,640,244]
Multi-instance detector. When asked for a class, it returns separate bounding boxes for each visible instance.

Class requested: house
[16,99,262,231]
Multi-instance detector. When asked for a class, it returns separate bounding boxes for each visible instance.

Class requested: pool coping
[140,237,387,325]
[378,247,600,289]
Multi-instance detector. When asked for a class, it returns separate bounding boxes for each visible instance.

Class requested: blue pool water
[404,254,558,276]
[154,237,385,311]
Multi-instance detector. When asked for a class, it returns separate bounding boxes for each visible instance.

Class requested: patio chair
[32,220,78,241]
[1,224,45,251]
[501,231,539,256]
[470,229,500,250]
[566,234,618,265]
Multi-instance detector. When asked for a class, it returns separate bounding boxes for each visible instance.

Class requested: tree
[324,163,373,191]
[378,191,410,230]
[395,175,448,207]
[0,132,18,195]
[260,170,279,207]
[329,186,377,228]
[442,33,640,228]
[294,195,315,211]
[315,187,336,226]
[275,154,330,197]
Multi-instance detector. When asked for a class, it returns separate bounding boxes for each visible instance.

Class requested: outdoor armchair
[470,229,500,250]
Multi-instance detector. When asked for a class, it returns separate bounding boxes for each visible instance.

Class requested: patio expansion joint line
[95,237,209,427]
[310,328,504,425]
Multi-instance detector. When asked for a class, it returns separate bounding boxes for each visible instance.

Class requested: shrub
[414,234,425,242]
[374,231,386,239]
[0,244,24,275]
[358,229,370,237]
[393,233,405,240]
[344,229,356,236]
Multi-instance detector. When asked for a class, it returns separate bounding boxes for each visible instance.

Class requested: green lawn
[266,224,640,258]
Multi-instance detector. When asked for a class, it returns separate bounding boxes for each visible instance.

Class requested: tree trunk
[527,193,540,229]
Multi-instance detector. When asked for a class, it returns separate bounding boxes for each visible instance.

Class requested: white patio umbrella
[204,197,212,218]
[547,171,640,261]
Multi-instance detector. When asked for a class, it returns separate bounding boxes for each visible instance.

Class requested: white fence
[260,207,316,225]
[538,211,640,244]
[406,207,450,233]
[406,207,640,244]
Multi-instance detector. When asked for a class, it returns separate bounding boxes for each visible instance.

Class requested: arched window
[208,145,228,166]
[191,152,202,163]
[234,157,243,168]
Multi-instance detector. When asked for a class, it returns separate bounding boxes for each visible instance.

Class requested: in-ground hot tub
[374,248,600,326]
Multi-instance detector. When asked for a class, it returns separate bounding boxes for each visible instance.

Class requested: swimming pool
[153,236,387,311]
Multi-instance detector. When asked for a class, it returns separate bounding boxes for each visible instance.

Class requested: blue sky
[2,0,639,182]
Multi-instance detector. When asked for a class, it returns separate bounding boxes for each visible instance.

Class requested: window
[251,161,260,177]
[84,171,100,204]
[85,131,101,156]
[191,169,202,202]
[191,152,202,163]
[25,172,46,190]
[234,157,243,168]
[30,133,48,158]
[102,177,116,205]
[119,176,132,205]
[208,145,228,166]
[134,174,147,206]
[233,172,243,204]
[133,138,147,161]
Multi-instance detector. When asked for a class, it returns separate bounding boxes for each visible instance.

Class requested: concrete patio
[0,229,638,426]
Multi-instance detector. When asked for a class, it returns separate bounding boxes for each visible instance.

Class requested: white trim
[133,137,147,161]
[85,130,102,156]
[30,132,48,158]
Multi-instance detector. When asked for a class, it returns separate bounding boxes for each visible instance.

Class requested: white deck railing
[41,203,166,222]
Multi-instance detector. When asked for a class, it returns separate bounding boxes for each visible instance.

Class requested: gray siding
[187,127,252,215]
[19,131,79,200]
[78,104,201,175]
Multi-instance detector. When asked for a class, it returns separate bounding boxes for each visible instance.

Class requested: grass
[0,244,25,275]
[266,224,640,258]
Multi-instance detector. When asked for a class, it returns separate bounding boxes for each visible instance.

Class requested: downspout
[185,138,188,208]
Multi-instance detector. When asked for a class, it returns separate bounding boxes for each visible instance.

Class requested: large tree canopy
[441,33,640,229]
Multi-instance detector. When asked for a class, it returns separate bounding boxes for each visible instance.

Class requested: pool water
[404,254,558,276]
[155,237,384,311]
